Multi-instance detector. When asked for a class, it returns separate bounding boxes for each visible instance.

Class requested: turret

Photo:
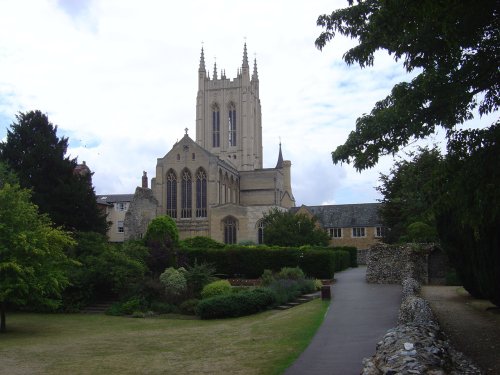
[198,47,206,89]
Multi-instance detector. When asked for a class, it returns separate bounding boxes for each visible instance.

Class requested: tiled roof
[96,194,134,204]
[291,203,382,228]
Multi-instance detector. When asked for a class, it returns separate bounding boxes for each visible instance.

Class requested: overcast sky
[0,0,490,206]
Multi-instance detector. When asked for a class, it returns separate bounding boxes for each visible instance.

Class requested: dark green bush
[184,262,217,298]
[277,267,305,280]
[197,288,276,319]
[179,299,200,315]
[150,301,176,314]
[333,246,357,268]
[179,236,225,249]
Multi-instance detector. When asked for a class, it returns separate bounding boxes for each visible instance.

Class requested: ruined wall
[124,187,158,241]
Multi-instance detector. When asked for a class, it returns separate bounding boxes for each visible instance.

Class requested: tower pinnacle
[242,43,249,68]
[199,46,206,71]
[213,60,218,79]
[276,142,284,169]
[252,57,259,81]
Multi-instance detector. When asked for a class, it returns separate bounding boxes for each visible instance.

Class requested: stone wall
[362,275,480,374]
[357,249,369,265]
[124,187,158,241]
[366,243,434,284]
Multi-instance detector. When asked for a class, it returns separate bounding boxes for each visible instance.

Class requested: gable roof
[96,194,134,204]
[291,203,382,228]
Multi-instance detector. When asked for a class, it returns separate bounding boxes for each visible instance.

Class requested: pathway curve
[284,266,401,375]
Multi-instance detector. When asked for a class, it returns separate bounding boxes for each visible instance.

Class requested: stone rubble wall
[366,243,432,284]
[124,187,158,241]
[361,271,481,373]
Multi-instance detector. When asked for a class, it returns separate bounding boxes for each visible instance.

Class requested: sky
[0,0,492,206]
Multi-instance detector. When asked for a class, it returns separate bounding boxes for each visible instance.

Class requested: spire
[213,61,218,79]
[242,42,249,68]
[199,46,206,71]
[252,57,259,81]
[275,142,284,169]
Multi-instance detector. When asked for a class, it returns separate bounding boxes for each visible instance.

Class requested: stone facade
[96,194,134,242]
[125,44,295,244]
[123,187,158,241]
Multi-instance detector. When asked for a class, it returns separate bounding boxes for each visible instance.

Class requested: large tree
[0,183,75,332]
[262,208,330,247]
[316,1,500,304]
[316,0,499,170]
[0,110,107,234]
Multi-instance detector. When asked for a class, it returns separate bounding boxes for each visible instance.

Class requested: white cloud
[1,0,490,206]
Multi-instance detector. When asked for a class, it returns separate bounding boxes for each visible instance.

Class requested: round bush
[159,267,187,296]
[277,267,305,280]
[201,280,232,299]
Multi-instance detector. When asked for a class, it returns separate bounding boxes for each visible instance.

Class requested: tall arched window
[223,216,237,244]
[228,103,236,147]
[196,168,207,218]
[181,169,192,218]
[257,219,265,244]
[212,104,220,148]
[166,170,177,218]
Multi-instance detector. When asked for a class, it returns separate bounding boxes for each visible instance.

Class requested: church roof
[291,203,382,228]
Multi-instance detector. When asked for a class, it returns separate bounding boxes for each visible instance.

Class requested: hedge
[177,246,351,279]
[197,288,276,319]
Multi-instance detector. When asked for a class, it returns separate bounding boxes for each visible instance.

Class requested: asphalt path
[284,266,401,375]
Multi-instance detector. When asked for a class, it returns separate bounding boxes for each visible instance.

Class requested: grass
[0,299,328,375]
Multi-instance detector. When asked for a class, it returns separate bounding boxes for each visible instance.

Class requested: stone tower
[195,43,263,171]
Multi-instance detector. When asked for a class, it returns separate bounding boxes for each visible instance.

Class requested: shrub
[144,216,179,276]
[184,262,217,298]
[159,267,187,299]
[179,299,200,315]
[118,297,145,315]
[201,280,232,299]
[277,267,305,280]
[314,279,323,291]
[260,269,275,286]
[150,301,175,314]
[197,288,276,319]
[179,236,225,249]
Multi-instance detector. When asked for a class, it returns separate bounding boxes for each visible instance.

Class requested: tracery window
[223,216,237,244]
[181,169,192,218]
[257,220,265,244]
[212,104,220,148]
[228,103,236,147]
[166,170,177,218]
[196,168,207,218]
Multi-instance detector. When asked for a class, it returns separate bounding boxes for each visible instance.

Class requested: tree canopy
[262,208,330,247]
[0,110,107,233]
[0,183,75,332]
[316,0,499,170]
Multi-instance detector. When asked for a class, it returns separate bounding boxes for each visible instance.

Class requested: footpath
[284,266,401,375]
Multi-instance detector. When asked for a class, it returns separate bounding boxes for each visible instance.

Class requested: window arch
[196,168,207,218]
[212,103,220,148]
[166,170,177,218]
[223,216,238,244]
[257,219,265,244]
[181,169,192,218]
[228,102,236,147]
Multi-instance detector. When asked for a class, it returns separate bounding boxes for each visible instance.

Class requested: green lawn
[0,299,328,375]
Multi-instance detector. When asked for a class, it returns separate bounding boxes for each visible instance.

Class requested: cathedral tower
[195,44,263,171]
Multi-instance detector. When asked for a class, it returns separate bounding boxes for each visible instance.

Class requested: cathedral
[122,44,295,244]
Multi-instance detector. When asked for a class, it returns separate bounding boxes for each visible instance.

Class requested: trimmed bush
[334,246,358,268]
[179,299,200,315]
[197,288,276,319]
[179,236,225,249]
[201,280,232,299]
[277,267,305,280]
[150,301,175,314]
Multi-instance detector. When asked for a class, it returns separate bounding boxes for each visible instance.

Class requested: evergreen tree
[0,110,107,234]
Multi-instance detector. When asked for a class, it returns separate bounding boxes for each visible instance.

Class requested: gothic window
[181,169,192,218]
[257,220,265,244]
[196,168,207,218]
[212,104,220,148]
[228,103,236,147]
[166,170,177,218]
[223,216,237,244]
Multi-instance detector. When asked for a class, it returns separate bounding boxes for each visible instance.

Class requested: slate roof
[291,203,382,228]
[96,194,134,205]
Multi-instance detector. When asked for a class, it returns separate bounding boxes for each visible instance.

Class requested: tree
[0,183,75,332]
[376,147,443,243]
[316,0,499,170]
[144,216,179,277]
[0,110,107,234]
[262,208,330,247]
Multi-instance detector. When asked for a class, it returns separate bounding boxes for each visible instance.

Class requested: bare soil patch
[421,286,500,374]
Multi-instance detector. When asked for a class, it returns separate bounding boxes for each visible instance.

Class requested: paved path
[284,266,401,375]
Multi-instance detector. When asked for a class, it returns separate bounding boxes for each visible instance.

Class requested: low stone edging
[361,276,481,374]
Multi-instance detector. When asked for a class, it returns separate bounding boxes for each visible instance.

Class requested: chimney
[142,171,148,188]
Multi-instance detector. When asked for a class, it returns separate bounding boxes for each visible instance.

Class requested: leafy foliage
[0,110,107,233]
[179,236,225,249]
[262,208,330,247]
[376,147,443,243]
[159,267,187,299]
[316,0,499,170]
[201,280,232,299]
[0,183,75,332]
[143,216,179,276]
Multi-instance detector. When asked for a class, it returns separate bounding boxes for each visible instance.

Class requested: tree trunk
[0,301,6,333]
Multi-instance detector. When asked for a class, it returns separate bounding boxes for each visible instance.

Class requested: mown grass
[0,299,328,375]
